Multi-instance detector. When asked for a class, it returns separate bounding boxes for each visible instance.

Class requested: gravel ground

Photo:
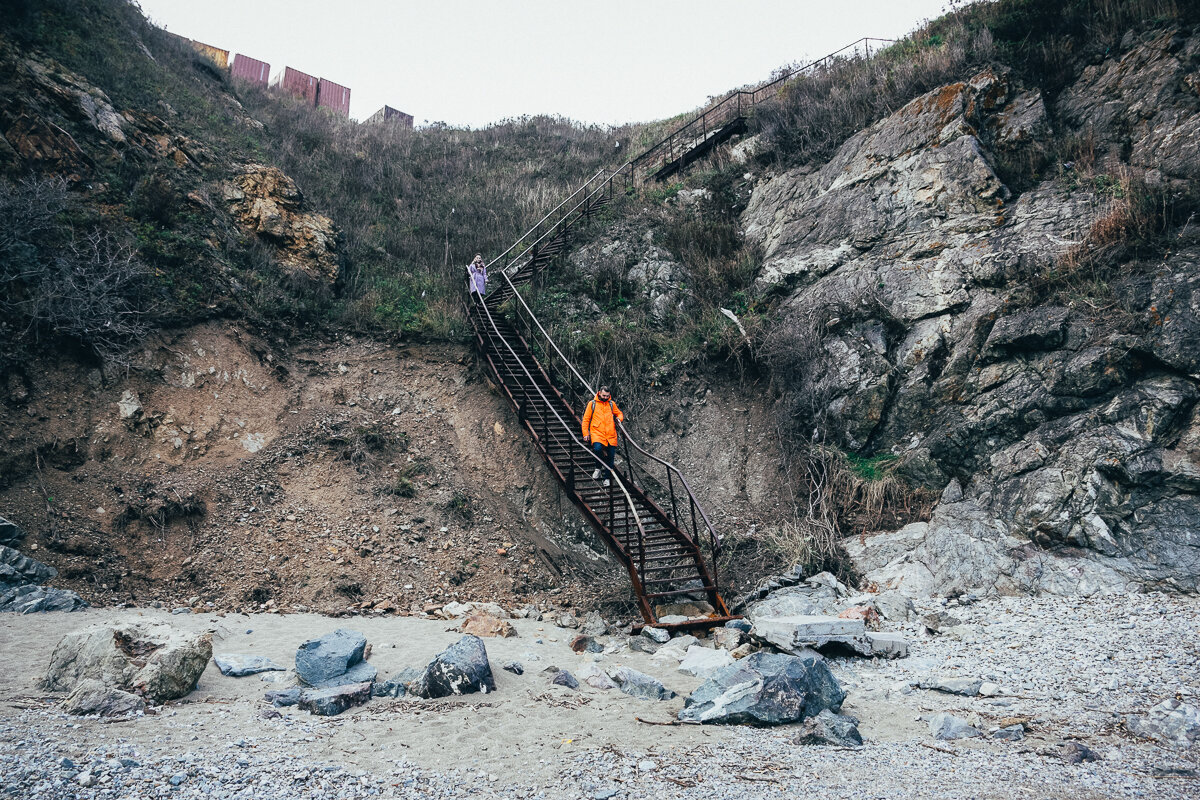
[1,594,1197,799]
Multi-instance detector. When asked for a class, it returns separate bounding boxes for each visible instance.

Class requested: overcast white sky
[137,1,955,127]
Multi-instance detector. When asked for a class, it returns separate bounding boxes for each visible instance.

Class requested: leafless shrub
[0,177,152,362]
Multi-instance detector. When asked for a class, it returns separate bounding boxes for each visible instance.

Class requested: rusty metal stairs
[465,295,733,629]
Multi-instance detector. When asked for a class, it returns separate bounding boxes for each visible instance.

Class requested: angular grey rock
[550,669,579,689]
[0,545,56,589]
[629,636,660,655]
[865,632,909,659]
[794,709,863,747]
[0,516,23,546]
[294,628,367,687]
[751,615,871,656]
[929,712,982,740]
[502,660,524,675]
[63,679,145,717]
[993,724,1025,741]
[410,635,495,698]
[214,654,285,677]
[580,612,609,637]
[679,652,845,725]
[612,666,675,701]
[641,626,670,644]
[1057,741,1098,764]
[298,681,372,716]
[264,688,301,707]
[0,585,87,613]
[1125,699,1200,748]
[724,619,752,633]
[42,621,212,704]
[919,675,983,696]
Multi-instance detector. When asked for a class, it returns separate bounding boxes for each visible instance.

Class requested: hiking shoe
[603,479,610,487]
[592,469,601,480]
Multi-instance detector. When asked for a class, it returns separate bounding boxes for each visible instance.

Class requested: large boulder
[410,635,495,698]
[679,652,845,726]
[0,584,87,613]
[295,628,376,688]
[0,545,56,589]
[42,621,212,703]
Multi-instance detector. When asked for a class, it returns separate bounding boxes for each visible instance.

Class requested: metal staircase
[465,36,893,628]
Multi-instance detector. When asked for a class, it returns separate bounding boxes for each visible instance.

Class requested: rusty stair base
[465,299,730,626]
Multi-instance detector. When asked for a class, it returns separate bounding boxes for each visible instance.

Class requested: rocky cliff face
[741,29,1200,595]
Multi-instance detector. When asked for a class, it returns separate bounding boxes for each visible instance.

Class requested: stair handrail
[498,267,722,570]
[470,293,652,589]
[629,36,895,180]
[489,168,609,272]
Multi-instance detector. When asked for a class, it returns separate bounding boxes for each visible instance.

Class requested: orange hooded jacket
[581,393,624,447]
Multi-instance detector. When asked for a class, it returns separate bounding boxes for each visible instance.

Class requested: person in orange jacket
[581,385,623,487]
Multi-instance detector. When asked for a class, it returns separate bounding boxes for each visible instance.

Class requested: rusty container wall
[191,41,229,69]
[273,66,318,105]
[231,54,271,87]
[316,78,351,117]
[366,105,414,128]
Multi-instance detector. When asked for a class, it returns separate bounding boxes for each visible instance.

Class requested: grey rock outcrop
[740,40,1200,594]
[42,621,212,704]
[679,652,844,725]
[410,635,495,698]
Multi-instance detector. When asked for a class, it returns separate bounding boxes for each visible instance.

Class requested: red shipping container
[231,53,271,87]
[272,66,318,105]
[317,78,351,117]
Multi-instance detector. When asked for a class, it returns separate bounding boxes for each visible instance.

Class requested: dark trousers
[592,442,615,479]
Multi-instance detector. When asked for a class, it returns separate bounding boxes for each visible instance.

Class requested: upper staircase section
[481,37,893,301]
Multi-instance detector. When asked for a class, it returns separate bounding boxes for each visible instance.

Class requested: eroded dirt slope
[0,324,631,615]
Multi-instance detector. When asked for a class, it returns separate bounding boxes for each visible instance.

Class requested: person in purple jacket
[467,254,488,298]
